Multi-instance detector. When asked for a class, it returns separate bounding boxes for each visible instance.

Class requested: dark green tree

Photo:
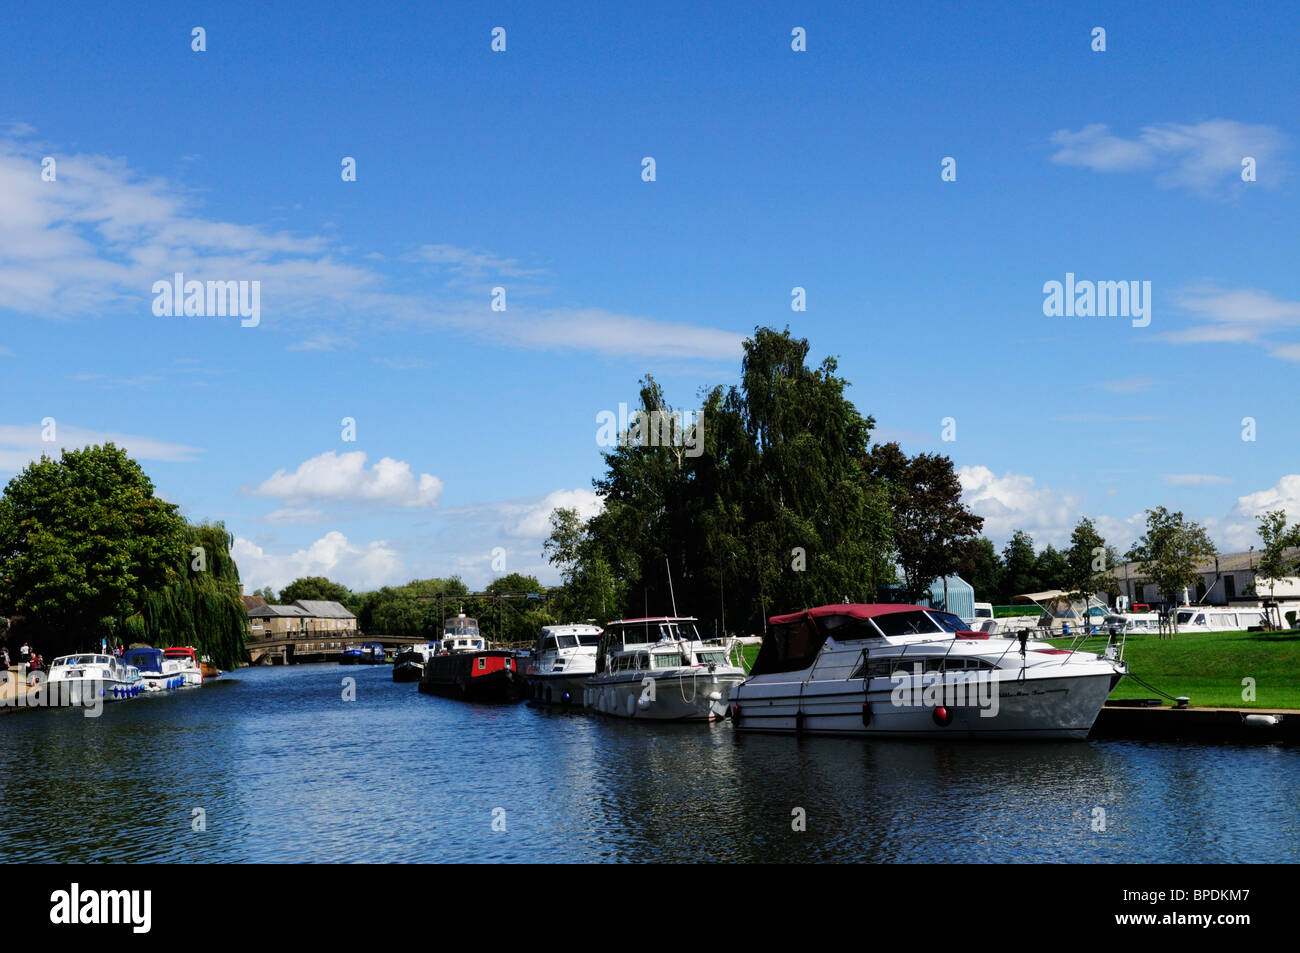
[867,442,984,603]
[121,522,248,670]
[0,443,188,655]
[1001,530,1038,601]
[278,576,353,606]
[1125,507,1217,631]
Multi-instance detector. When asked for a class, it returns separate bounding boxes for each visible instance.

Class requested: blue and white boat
[121,647,189,692]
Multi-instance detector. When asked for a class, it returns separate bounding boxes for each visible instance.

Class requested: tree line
[255,572,557,646]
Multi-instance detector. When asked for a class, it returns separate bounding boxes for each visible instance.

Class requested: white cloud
[1049,120,1287,193]
[248,451,443,508]
[1094,376,1156,394]
[0,421,201,473]
[287,333,351,352]
[959,465,1081,547]
[403,243,545,280]
[0,134,741,363]
[1162,474,1232,487]
[232,531,404,592]
[1163,285,1300,360]
[504,488,604,539]
[487,308,746,362]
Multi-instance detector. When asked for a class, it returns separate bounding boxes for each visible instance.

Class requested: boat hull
[584,671,746,721]
[729,670,1117,740]
[526,671,590,707]
[44,676,141,703]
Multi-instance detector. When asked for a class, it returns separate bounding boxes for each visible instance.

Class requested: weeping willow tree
[121,522,248,669]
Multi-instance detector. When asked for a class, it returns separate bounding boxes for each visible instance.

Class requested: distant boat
[339,644,364,664]
[392,642,439,682]
[359,641,388,664]
[199,656,223,680]
[418,615,524,702]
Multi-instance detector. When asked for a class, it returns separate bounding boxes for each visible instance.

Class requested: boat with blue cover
[121,647,190,692]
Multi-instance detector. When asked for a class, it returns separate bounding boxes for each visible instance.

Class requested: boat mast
[665,557,679,617]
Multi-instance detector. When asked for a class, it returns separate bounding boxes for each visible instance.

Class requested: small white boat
[583,617,747,721]
[163,647,204,686]
[47,653,144,703]
[526,624,602,706]
[729,603,1127,740]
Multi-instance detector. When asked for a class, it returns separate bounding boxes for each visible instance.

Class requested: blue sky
[3,1,1299,593]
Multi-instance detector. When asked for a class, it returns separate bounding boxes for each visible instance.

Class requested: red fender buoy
[932,706,953,727]
[861,702,872,727]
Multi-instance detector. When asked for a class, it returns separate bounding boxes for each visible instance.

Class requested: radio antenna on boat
[665,557,679,616]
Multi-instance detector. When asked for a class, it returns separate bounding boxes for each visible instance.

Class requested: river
[1,663,1296,863]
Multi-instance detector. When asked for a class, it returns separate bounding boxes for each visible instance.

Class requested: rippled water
[1,663,1296,862]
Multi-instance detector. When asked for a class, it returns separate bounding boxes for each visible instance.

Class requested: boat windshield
[927,611,968,633]
[1175,610,1195,624]
[578,634,600,646]
[872,611,943,636]
[61,655,108,666]
[555,635,579,648]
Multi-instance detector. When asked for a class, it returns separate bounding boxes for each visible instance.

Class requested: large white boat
[728,603,1127,740]
[46,653,144,703]
[583,617,747,721]
[525,624,602,706]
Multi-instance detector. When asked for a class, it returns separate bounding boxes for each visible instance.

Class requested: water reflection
[1,664,1295,862]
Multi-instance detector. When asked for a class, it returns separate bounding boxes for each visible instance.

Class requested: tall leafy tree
[1033,545,1069,592]
[0,443,188,655]
[121,522,248,670]
[1001,530,1038,600]
[278,576,353,607]
[953,536,1003,602]
[1125,507,1217,630]
[548,327,895,633]
[1255,509,1300,613]
[867,442,983,603]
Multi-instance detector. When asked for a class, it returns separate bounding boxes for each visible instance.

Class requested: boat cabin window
[543,637,558,651]
[1175,610,1195,625]
[750,618,828,676]
[817,614,882,641]
[555,635,579,648]
[695,651,725,665]
[578,634,601,646]
[871,611,943,636]
[652,652,683,669]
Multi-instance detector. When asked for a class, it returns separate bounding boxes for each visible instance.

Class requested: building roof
[247,604,311,618]
[242,595,267,611]
[1112,546,1300,581]
[292,600,356,619]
